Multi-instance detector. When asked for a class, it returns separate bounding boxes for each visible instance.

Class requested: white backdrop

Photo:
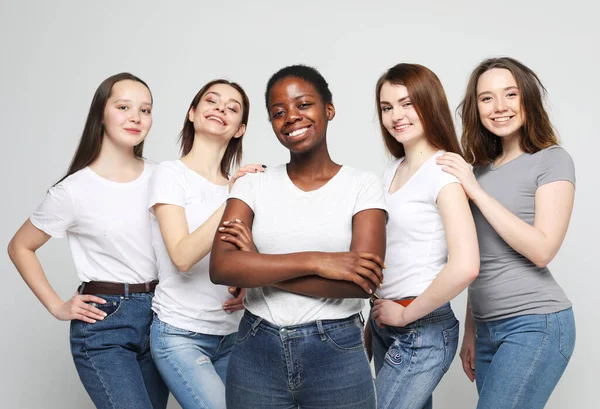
[1,1,597,408]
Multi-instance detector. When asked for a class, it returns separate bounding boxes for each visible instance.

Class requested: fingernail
[235,218,241,222]
[218,227,225,231]
[91,320,96,323]
[262,164,267,168]
[103,312,107,317]
[368,289,373,294]
[223,221,231,225]
[221,236,226,239]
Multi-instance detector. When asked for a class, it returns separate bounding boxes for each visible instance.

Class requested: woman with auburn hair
[437,57,576,409]
[369,63,480,409]
[7,73,168,409]
[210,64,387,409]
[148,79,264,409]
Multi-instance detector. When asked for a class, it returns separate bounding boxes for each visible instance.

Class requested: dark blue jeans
[474,308,576,409]
[370,303,459,409]
[226,310,376,409]
[70,292,168,409]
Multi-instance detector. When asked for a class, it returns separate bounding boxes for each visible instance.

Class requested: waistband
[78,280,158,296]
[242,310,363,340]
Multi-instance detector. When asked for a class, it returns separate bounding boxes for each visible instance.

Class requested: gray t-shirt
[469,146,575,321]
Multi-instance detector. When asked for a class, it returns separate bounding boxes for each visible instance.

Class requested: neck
[498,132,524,162]
[287,138,337,177]
[401,138,438,170]
[90,137,141,178]
[182,132,230,178]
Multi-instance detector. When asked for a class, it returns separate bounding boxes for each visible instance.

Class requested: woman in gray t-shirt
[436,57,575,409]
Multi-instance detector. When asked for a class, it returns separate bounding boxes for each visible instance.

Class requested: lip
[205,114,227,126]
[490,115,515,125]
[283,125,312,141]
[392,123,412,132]
[124,128,142,134]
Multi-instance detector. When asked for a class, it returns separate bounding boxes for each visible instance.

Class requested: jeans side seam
[509,319,549,409]
[158,331,211,409]
[80,326,117,409]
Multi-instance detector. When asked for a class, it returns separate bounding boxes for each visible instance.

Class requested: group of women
[8,56,576,409]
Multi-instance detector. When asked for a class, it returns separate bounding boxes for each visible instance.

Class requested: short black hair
[265,64,333,112]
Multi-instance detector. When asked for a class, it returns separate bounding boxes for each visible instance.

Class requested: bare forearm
[464,297,475,335]
[471,189,551,265]
[169,203,225,272]
[9,247,63,314]
[274,276,370,299]
[401,261,478,324]
[210,251,321,287]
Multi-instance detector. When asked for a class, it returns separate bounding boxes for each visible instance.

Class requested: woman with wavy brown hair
[437,57,576,409]
[369,63,479,409]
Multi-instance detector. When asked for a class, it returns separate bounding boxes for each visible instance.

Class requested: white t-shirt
[148,160,242,335]
[30,161,158,284]
[229,164,387,327]
[377,151,459,300]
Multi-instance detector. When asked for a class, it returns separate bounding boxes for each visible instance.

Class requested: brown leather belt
[393,297,416,307]
[78,280,158,295]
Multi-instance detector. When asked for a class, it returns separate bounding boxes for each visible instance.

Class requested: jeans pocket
[442,319,459,373]
[88,297,122,320]
[556,308,576,362]
[235,315,256,345]
[161,321,196,337]
[326,322,365,352]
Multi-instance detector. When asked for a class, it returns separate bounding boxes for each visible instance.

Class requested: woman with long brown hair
[7,73,169,408]
[437,57,576,408]
[148,79,263,409]
[369,63,480,409]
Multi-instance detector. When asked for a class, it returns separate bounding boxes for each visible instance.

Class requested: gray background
[1,1,596,408]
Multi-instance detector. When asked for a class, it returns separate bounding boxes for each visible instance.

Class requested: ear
[233,124,246,139]
[188,107,196,122]
[326,103,335,121]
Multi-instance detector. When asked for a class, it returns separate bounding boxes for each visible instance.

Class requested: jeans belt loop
[145,281,150,292]
[358,312,365,326]
[316,320,327,342]
[78,282,86,295]
[250,316,262,336]
[124,283,129,298]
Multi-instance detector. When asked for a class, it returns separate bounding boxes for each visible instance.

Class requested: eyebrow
[113,98,152,106]
[270,94,315,108]
[379,96,410,105]
[477,86,519,98]
[206,92,242,107]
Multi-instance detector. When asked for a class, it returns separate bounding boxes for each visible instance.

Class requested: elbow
[454,258,480,285]
[171,256,193,274]
[7,239,16,262]
[209,258,228,285]
[531,248,556,268]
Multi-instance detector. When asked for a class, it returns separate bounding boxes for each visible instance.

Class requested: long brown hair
[375,63,461,159]
[459,57,558,166]
[56,72,151,185]
[179,79,249,178]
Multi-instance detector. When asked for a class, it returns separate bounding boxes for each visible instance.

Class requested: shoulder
[537,145,573,165]
[152,160,186,180]
[340,166,380,184]
[430,151,460,183]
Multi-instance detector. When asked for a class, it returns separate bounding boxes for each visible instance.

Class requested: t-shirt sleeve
[148,162,186,214]
[229,172,257,212]
[30,184,76,238]
[537,146,576,188]
[354,171,387,216]
[431,165,461,203]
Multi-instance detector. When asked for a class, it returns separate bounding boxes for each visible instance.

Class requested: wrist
[308,252,323,276]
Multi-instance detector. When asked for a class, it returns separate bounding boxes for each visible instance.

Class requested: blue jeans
[70,292,168,409]
[226,310,376,409]
[474,307,576,409]
[370,303,459,409]
[150,315,235,409]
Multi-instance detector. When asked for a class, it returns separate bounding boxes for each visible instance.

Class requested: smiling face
[267,76,335,153]
[379,82,424,147]
[189,83,246,140]
[102,80,153,149]
[476,68,524,140]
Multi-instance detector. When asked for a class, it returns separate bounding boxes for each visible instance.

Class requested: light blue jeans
[150,315,236,409]
[226,310,376,409]
[474,307,576,409]
[370,303,459,409]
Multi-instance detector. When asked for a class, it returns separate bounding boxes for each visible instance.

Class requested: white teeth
[207,116,225,125]
[395,124,410,130]
[493,116,511,122]
[289,127,308,137]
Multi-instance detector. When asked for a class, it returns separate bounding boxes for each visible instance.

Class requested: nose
[129,110,141,123]
[214,101,226,113]
[393,108,405,123]
[284,107,302,125]
[493,97,507,112]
